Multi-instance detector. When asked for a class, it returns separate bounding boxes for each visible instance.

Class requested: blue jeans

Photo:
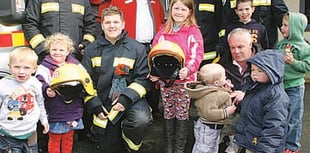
[0,136,29,153]
[285,85,305,151]
[28,144,38,153]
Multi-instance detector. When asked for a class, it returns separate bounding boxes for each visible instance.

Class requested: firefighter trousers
[93,98,152,153]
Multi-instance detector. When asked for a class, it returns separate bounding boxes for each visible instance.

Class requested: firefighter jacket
[222,0,288,48]
[89,0,110,23]
[81,31,151,111]
[195,0,223,63]
[22,0,97,58]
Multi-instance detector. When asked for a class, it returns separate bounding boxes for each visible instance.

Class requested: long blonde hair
[164,0,198,33]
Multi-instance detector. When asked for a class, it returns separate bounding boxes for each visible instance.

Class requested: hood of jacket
[41,54,80,71]
[277,12,308,51]
[184,81,230,99]
[287,12,308,42]
[247,50,284,85]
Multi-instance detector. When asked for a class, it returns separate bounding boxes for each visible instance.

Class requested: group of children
[0,32,85,153]
[0,0,309,153]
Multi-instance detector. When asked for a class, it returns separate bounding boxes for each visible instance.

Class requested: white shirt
[136,0,154,43]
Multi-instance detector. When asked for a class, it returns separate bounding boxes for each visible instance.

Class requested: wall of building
[284,0,310,39]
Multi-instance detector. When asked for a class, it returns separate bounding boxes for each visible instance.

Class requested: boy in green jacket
[276,12,310,153]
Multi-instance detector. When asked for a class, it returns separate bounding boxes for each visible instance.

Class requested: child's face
[171,1,191,25]
[49,42,70,64]
[235,2,255,23]
[250,64,269,83]
[9,59,36,83]
[281,17,290,38]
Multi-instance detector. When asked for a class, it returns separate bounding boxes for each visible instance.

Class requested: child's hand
[42,122,49,134]
[226,105,237,115]
[179,67,189,80]
[230,90,245,104]
[46,88,56,98]
[284,52,294,64]
[223,79,233,92]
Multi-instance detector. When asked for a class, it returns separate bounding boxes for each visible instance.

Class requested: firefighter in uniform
[22,0,97,62]
[221,0,288,48]
[81,6,152,153]
[195,0,223,66]
[110,0,166,118]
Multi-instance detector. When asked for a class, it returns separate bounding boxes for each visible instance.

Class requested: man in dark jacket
[219,28,255,91]
[22,0,97,62]
[81,6,152,153]
[221,0,288,48]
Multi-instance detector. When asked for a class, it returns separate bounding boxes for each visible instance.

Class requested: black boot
[164,119,175,153]
[175,120,189,153]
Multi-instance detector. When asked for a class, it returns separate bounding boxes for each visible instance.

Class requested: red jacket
[110,0,165,40]
[89,0,103,4]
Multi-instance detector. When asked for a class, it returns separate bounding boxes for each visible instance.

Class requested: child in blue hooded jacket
[235,50,289,153]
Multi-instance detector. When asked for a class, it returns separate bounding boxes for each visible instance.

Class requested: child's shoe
[284,148,301,153]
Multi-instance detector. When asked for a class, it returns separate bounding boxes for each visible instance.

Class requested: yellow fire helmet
[148,40,185,79]
[50,63,95,96]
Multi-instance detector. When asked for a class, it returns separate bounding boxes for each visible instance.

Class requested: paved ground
[73,83,310,153]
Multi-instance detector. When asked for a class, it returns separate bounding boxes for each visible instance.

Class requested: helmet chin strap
[162,68,179,88]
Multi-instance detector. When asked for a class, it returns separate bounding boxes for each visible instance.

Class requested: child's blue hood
[247,50,284,84]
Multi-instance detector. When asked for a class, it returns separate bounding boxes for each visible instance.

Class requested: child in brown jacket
[185,63,236,153]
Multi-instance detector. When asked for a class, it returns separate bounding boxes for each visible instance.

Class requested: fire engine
[0,0,28,78]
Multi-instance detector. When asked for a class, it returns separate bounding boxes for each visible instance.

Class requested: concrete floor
[73,83,310,153]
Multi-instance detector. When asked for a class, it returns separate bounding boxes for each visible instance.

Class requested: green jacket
[276,12,310,89]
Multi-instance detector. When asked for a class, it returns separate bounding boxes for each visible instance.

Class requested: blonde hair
[44,32,74,53]
[9,47,38,66]
[282,13,289,23]
[164,0,198,33]
[199,63,225,85]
